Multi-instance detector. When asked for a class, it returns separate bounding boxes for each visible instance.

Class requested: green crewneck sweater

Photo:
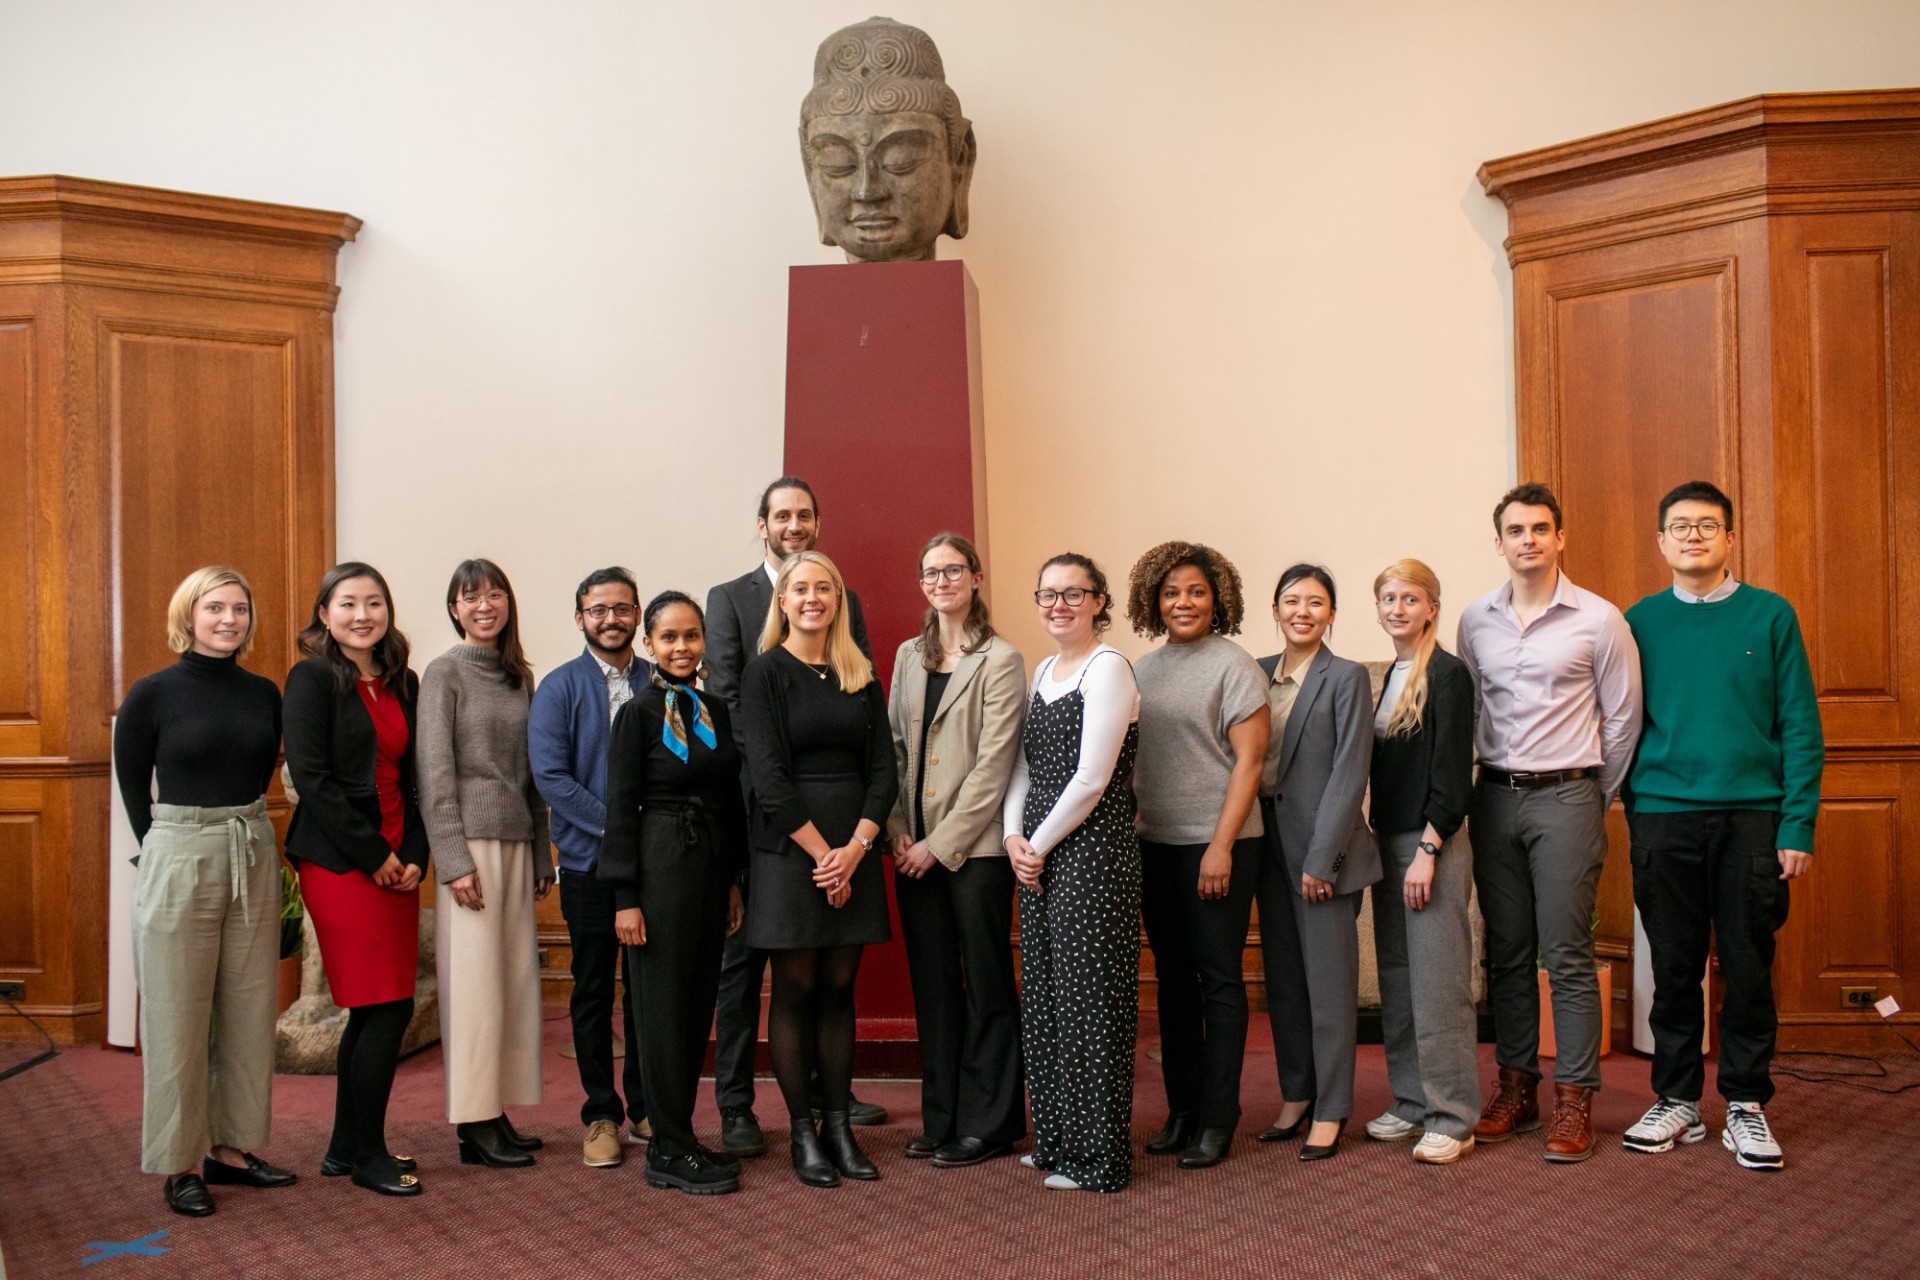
[1622,584,1824,851]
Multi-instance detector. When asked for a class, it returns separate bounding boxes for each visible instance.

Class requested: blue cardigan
[528,646,650,873]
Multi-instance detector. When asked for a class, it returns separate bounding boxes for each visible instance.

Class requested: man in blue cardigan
[529,567,651,1169]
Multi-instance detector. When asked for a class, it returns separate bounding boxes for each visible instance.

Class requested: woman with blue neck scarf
[600,591,749,1195]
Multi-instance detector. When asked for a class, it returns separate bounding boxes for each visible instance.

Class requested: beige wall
[4,1,1916,671]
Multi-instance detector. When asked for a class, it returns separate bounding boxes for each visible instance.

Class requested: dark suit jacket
[704,563,873,734]
[1368,646,1475,841]
[1257,645,1381,895]
[283,656,430,876]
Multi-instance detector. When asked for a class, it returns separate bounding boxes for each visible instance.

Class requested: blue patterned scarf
[652,670,717,762]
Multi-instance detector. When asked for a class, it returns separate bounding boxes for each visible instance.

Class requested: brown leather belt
[1478,765,1597,790]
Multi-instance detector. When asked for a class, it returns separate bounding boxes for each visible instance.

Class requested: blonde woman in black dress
[1002,553,1141,1193]
[738,551,898,1188]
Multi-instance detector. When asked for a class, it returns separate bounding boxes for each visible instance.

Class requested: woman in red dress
[283,562,430,1197]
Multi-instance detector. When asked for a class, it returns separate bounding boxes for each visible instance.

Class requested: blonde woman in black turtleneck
[113,566,297,1217]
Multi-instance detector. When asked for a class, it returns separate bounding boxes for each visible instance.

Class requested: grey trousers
[132,800,280,1174]
[1257,818,1361,1122]
[1469,778,1609,1090]
[1372,829,1480,1139]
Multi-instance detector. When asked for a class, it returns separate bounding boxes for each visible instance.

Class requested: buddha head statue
[799,17,977,263]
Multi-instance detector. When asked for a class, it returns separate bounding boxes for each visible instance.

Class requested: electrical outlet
[1842,986,1877,1009]
[0,980,24,1002]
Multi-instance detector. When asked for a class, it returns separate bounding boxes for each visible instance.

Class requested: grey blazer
[1256,644,1381,896]
[885,635,1027,868]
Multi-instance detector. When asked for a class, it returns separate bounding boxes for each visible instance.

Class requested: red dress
[297,679,422,1007]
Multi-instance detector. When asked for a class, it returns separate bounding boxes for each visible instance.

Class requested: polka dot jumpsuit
[1017,653,1141,1192]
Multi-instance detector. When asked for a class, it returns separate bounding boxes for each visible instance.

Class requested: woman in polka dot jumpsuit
[1002,553,1142,1193]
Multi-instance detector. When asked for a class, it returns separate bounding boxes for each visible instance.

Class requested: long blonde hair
[759,550,875,693]
[1373,559,1442,739]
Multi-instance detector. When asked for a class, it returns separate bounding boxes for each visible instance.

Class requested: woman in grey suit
[1254,564,1381,1161]
[886,533,1028,1168]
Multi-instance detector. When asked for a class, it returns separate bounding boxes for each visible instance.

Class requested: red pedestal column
[785,259,987,1069]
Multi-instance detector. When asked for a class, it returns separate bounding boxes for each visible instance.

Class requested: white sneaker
[1721,1103,1783,1171]
[1623,1098,1706,1153]
[1364,1111,1423,1142]
[1043,1173,1082,1190]
[1412,1132,1473,1164]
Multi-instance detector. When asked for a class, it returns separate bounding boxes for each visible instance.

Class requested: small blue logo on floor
[80,1231,170,1266]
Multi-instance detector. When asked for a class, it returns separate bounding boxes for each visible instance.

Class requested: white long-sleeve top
[1000,645,1139,856]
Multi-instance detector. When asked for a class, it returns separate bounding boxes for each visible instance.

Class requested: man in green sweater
[1620,480,1823,1172]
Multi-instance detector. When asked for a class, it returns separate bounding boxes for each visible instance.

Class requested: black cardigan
[1368,647,1475,842]
[283,656,431,875]
[736,648,897,858]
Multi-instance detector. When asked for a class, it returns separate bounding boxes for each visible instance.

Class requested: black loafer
[322,1152,416,1178]
[931,1137,1011,1168]
[720,1106,768,1157]
[165,1173,215,1217]
[203,1153,298,1188]
[847,1096,889,1127]
[351,1155,422,1197]
[1177,1127,1234,1169]
[904,1135,941,1159]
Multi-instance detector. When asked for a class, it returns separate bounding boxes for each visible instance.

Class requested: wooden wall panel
[1805,249,1895,702]
[0,320,34,726]
[107,326,296,697]
[0,810,41,968]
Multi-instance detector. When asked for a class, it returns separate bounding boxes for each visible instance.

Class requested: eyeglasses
[918,564,970,584]
[1663,520,1725,540]
[459,590,509,607]
[1034,588,1099,607]
[581,604,637,621]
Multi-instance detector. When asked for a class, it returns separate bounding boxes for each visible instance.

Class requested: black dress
[599,681,747,1159]
[1017,657,1141,1193]
[738,647,897,950]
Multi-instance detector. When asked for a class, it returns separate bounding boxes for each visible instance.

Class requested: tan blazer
[886,634,1027,868]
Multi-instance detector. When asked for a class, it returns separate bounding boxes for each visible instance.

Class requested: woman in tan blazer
[887,533,1028,1168]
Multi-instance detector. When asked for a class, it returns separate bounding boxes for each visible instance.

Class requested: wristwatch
[1417,840,1441,858]
[853,833,875,852]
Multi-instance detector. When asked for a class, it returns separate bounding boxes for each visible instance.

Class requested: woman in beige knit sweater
[417,557,552,1167]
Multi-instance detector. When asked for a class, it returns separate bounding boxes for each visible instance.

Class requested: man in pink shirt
[1456,483,1643,1163]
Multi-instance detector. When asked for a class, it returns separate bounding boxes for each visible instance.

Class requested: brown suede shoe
[1543,1084,1595,1163]
[1473,1066,1542,1143]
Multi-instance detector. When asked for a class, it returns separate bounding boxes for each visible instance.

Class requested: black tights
[327,997,413,1166]
[768,945,862,1124]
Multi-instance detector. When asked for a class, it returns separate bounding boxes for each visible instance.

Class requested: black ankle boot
[496,1112,544,1152]
[1146,1111,1198,1156]
[819,1110,880,1181]
[1177,1126,1234,1168]
[457,1119,536,1168]
[790,1121,840,1187]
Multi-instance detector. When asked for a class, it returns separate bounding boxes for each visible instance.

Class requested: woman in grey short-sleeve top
[1124,541,1270,1169]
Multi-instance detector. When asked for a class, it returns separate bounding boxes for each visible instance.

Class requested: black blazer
[1368,647,1475,842]
[703,564,873,730]
[283,656,430,876]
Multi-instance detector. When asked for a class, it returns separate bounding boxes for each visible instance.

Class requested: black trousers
[1628,809,1791,1105]
[1141,838,1260,1128]
[623,811,734,1157]
[711,885,768,1111]
[895,855,1026,1144]
[559,869,646,1127]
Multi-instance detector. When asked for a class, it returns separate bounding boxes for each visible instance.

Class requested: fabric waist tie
[151,798,270,926]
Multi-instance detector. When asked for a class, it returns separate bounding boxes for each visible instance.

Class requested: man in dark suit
[704,476,885,1156]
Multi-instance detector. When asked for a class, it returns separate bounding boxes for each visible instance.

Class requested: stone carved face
[799,18,976,264]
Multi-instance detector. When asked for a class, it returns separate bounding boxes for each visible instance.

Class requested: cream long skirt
[436,838,544,1124]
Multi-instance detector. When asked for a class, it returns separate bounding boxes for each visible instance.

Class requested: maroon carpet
[2,1018,1915,1279]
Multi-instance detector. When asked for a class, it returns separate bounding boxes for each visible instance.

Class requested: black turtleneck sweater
[113,650,283,844]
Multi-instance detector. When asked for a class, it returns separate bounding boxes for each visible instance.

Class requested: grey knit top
[417,643,550,884]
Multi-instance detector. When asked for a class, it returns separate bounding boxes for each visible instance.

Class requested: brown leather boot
[1473,1066,1541,1143]
[1542,1084,1595,1163]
